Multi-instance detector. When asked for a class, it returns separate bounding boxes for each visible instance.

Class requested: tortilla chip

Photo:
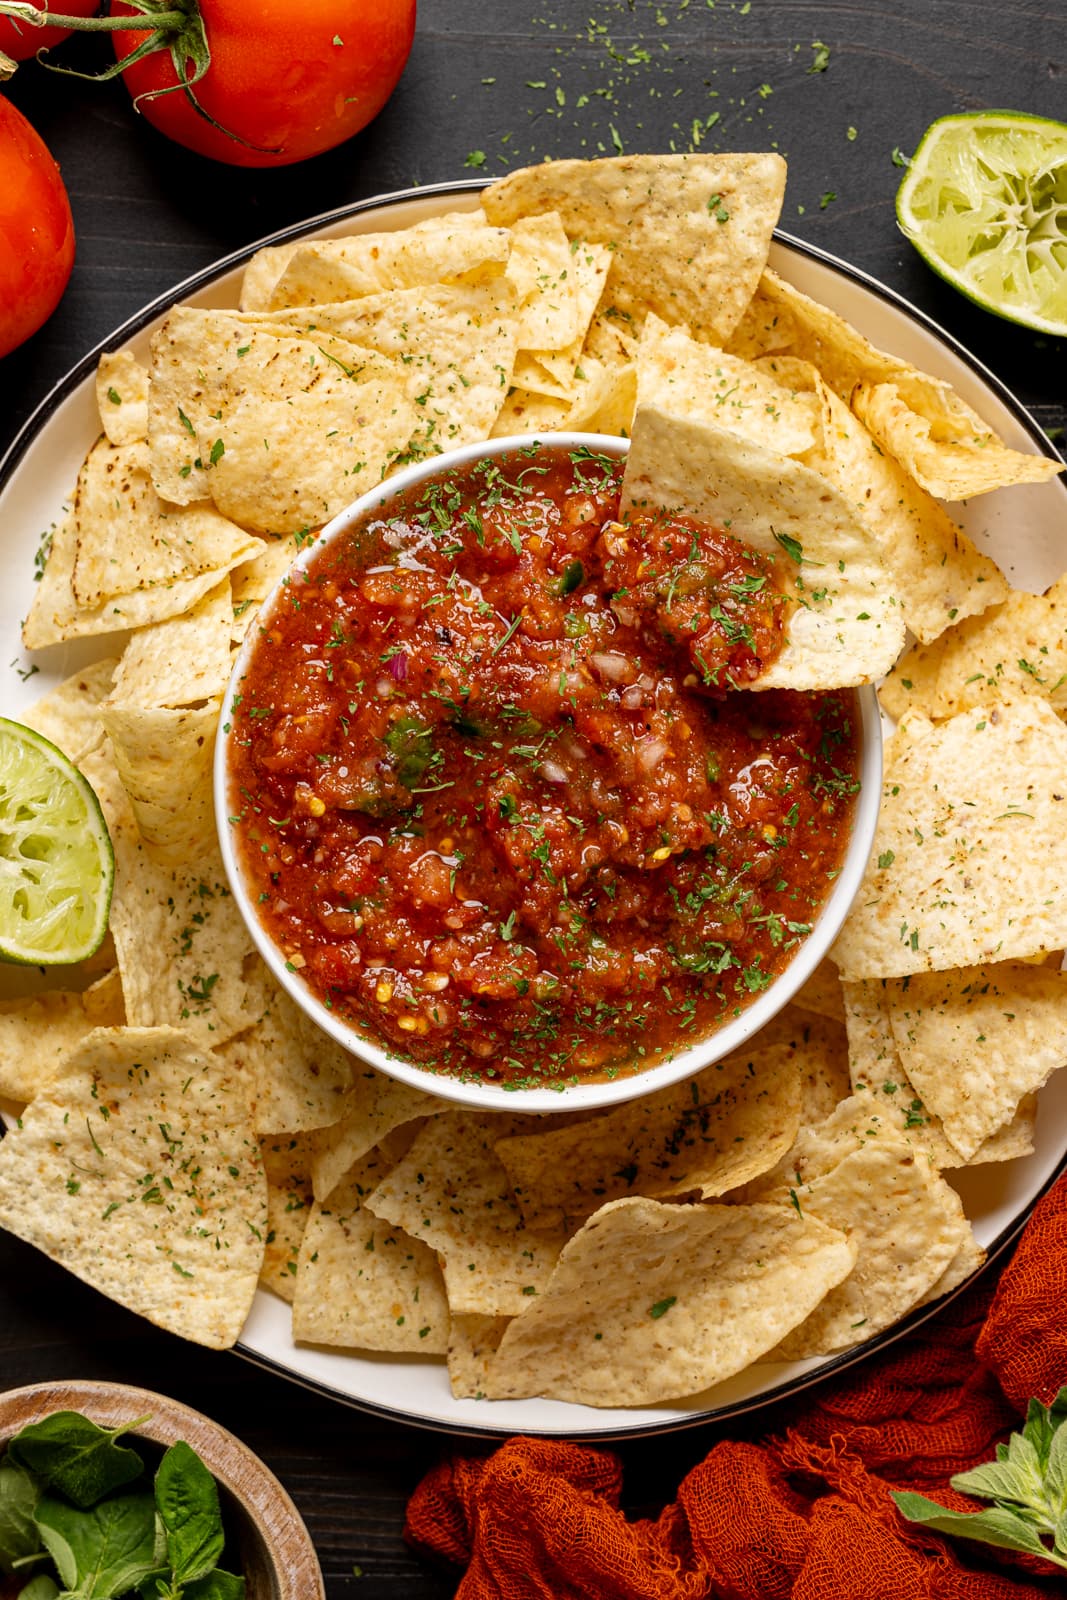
[364,1112,569,1317]
[620,404,905,688]
[148,309,417,531]
[259,1133,314,1303]
[770,1138,971,1358]
[635,314,818,458]
[491,356,634,438]
[832,698,1067,979]
[109,580,234,709]
[503,215,611,359]
[292,1151,450,1354]
[483,153,786,344]
[884,961,1067,1159]
[918,1232,988,1307]
[71,439,262,608]
[853,379,1062,502]
[483,1196,855,1405]
[886,574,1067,723]
[107,818,257,1050]
[447,1313,511,1399]
[263,279,520,458]
[0,971,124,1103]
[495,1042,802,1232]
[728,267,1061,500]
[266,222,511,310]
[808,380,1009,644]
[791,959,846,1024]
[95,350,149,447]
[878,634,950,722]
[742,1006,851,1124]
[23,506,241,651]
[305,1067,445,1202]
[842,978,1035,1168]
[22,658,118,763]
[99,702,219,863]
[0,1025,265,1349]
[218,958,353,1136]
[239,210,496,310]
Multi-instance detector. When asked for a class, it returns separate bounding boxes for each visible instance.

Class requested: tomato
[0,0,99,62]
[111,0,417,167]
[0,96,75,360]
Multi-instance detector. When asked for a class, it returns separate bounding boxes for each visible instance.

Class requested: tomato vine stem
[0,0,278,151]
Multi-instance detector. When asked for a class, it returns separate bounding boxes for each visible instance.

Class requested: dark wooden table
[2,3,1065,1594]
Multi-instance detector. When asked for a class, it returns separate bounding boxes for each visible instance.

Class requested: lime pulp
[896,110,1067,337]
[0,717,114,965]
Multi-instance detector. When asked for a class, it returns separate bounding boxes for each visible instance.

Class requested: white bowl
[216,430,882,1115]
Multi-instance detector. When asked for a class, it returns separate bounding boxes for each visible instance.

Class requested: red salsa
[227,445,860,1088]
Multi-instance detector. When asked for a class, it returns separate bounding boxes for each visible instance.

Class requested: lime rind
[896,110,1067,337]
[0,717,114,965]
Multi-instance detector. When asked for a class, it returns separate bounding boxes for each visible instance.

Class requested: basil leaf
[17,1577,59,1600]
[184,1569,246,1599]
[34,1489,158,1597]
[154,1443,225,1587]
[892,1492,1067,1568]
[0,1460,42,1574]
[10,1414,146,1509]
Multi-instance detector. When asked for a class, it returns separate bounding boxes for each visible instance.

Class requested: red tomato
[0,96,75,360]
[0,0,99,61]
[111,0,417,167]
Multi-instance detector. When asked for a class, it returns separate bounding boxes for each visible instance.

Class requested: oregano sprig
[894,1386,1067,1571]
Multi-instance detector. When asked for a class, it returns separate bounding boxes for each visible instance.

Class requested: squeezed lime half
[896,110,1067,337]
[0,717,114,965]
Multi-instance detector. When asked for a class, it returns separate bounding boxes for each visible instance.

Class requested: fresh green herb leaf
[893,1385,1067,1570]
[0,1458,42,1574]
[10,1414,147,1510]
[155,1441,226,1587]
[555,559,585,597]
[772,530,804,563]
[33,1489,158,1596]
[649,1296,676,1320]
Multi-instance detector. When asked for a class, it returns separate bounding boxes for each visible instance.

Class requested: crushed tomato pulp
[228,445,860,1087]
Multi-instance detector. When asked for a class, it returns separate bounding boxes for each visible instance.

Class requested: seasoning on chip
[259,1134,314,1303]
[95,349,150,447]
[884,961,1067,1160]
[728,266,1063,500]
[494,1043,802,1232]
[483,152,787,343]
[832,698,1067,980]
[364,1112,569,1318]
[0,1026,266,1349]
[880,573,1067,722]
[292,1152,450,1354]
[148,311,417,532]
[482,1196,856,1405]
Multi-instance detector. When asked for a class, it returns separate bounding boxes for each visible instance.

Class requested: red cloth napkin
[404,1172,1067,1598]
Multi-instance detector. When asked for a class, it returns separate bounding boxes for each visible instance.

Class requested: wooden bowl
[0,1380,325,1600]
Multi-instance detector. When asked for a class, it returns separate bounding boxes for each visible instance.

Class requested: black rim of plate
[3,178,1066,1442]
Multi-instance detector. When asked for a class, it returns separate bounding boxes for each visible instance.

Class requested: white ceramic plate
[3,182,1066,1440]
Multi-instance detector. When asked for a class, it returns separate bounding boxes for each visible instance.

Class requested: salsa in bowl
[216,432,881,1112]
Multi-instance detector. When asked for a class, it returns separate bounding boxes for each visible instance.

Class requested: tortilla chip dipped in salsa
[3,150,1065,1413]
